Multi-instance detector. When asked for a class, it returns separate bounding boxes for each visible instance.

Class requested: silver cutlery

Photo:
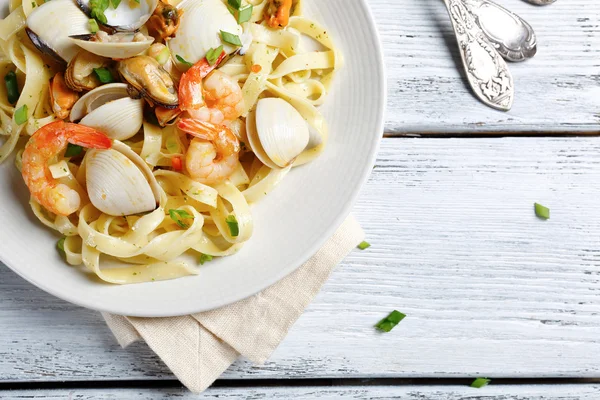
[464,0,537,61]
[525,0,556,5]
[442,0,514,110]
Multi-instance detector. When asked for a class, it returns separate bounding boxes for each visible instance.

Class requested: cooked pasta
[0,0,340,283]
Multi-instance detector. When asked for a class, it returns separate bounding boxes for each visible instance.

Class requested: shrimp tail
[177,118,216,141]
[65,124,112,149]
[179,51,227,111]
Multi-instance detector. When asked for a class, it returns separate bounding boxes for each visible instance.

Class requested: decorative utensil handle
[525,0,556,5]
[442,0,514,111]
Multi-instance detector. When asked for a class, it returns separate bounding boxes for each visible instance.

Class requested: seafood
[21,121,112,216]
[118,55,179,108]
[146,0,182,41]
[49,73,80,120]
[188,70,245,124]
[177,118,240,185]
[70,31,154,59]
[65,51,113,92]
[264,0,293,28]
[76,0,158,31]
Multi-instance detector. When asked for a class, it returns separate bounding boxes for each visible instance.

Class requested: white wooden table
[2,0,600,398]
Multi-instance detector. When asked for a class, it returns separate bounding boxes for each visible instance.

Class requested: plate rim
[0,0,387,317]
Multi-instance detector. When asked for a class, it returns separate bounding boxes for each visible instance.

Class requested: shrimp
[21,121,112,216]
[187,70,245,125]
[264,0,293,28]
[49,72,79,120]
[179,52,226,111]
[177,118,240,185]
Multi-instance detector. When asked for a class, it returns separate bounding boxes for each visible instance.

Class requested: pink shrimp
[177,118,240,185]
[21,121,112,216]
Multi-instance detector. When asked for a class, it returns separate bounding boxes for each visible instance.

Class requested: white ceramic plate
[0,0,385,317]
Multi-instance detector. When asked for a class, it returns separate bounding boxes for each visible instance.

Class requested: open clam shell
[71,32,154,59]
[76,0,158,31]
[26,0,91,64]
[246,98,309,169]
[71,83,144,140]
[86,141,161,217]
[168,0,242,70]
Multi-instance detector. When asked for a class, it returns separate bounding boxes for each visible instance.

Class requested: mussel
[246,98,310,169]
[167,0,242,70]
[26,0,91,64]
[70,83,144,141]
[118,55,178,109]
[86,141,161,216]
[65,51,114,92]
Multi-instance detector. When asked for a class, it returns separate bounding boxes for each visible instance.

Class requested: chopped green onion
[89,0,109,24]
[357,241,371,250]
[199,253,213,265]
[4,71,19,105]
[228,0,242,9]
[375,310,406,332]
[169,209,194,229]
[93,68,114,83]
[64,144,84,158]
[470,378,491,389]
[176,54,194,67]
[205,45,223,66]
[155,46,171,65]
[110,0,120,8]
[14,104,27,125]
[133,0,139,3]
[225,214,239,237]
[237,5,253,24]
[220,30,242,46]
[534,203,550,220]
[56,237,66,258]
[89,19,99,33]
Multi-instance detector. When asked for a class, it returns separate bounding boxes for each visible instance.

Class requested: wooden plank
[2,385,600,399]
[2,138,600,381]
[369,0,600,134]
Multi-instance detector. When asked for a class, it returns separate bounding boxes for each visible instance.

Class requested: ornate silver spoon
[525,0,556,5]
[464,0,537,62]
[442,0,514,111]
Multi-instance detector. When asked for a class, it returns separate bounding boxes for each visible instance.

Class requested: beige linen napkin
[102,215,364,393]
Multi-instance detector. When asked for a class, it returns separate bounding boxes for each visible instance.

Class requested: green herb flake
[31,1,36,7]
[205,45,223,66]
[110,0,121,8]
[56,237,66,258]
[64,143,84,158]
[225,214,239,237]
[534,203,550,220]
[89,0,109,24]
[176,54,194,67]
[375,310,406,332]
[199,253,213,265]
[155,46,171,65]
[169,208,194,229]
[14,104,28,125]
[4,71,19,105]
[89,19,99,33]
[470,378,491,389]
[220,30,242,47]
[93,68,114,83]
[237,5,253,24]
[227,0,241,9]
[357,241,371,250]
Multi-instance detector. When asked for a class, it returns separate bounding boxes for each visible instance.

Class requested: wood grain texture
[368,0,600,134]
[2,385,600,399]
[2,138,600,382]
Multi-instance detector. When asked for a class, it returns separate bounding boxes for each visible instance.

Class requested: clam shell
[70,83,130,122]
[81,97,144,140]
[168,0,242,70]
[26,0,91,63]
[76,0,158,31]
[71,34,154,59]
[86,141,160,217]
[247,98,310,169]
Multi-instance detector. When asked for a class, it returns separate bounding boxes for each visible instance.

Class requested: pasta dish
[0,0,340,283]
